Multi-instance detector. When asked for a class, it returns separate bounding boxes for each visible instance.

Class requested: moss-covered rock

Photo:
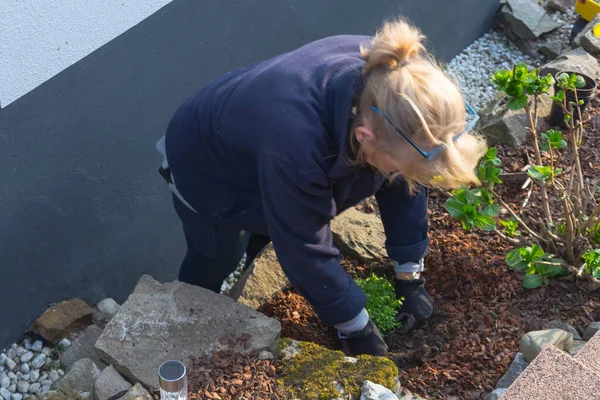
[278,339,399,400]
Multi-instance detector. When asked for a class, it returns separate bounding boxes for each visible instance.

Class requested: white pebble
[57,369,64,377]
[14,349,25,359]
[19,353,32,365]
[30,355,45,370]
[28,383,40,394]
[41,385,51,395]
[58,339,71,349]
[16,381,28,394]
[6,374,14,381]
[4,360,15,372]
[19,365,28,375]
[38,374,47,382]
[41,348,52,357]
[0,376,8,389]
[12,393,22,400]
[47,370,59,383]
[0,354,6,367]
[22,340,31,352]
[30,342,42,354]
[4,351,14,361]
[0,388,10,400]
[28,370,39,383]
[7,384,15,394]
[39,380,53,387]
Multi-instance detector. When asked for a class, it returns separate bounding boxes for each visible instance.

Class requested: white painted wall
[0,0,172,108]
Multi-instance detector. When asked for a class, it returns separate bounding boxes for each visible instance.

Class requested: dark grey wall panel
[0,0,499,347]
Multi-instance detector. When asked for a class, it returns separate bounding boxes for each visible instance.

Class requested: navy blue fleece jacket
[164,35,429,326]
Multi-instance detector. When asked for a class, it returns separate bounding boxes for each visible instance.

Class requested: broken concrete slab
[331,207,387,263]
[575,331,600,375]
[60,325,107,371]
[118,383,152,400]
[583,322,600,341]
[496,352,529,389]
[54,358,101,399]
[32,299,93,344]
[93,365,132,400]
[94,275,281,390]
[541,47,599,78]
[501,0,561,40]
[228,243,289,309]
[540,40,562,60]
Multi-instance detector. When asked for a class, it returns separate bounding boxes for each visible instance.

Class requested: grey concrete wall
[0,0,499,348]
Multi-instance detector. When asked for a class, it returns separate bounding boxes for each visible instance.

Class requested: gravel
[447,7,578,112]
[220,253,247,294]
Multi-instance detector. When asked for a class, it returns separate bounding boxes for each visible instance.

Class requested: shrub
[356,274,402,333]
[444,63,600,289]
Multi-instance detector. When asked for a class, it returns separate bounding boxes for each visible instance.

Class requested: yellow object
[594,23,600,36]
[575,0,600,22]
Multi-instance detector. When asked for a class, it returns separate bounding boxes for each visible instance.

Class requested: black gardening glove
[338,318,388,357]
[394,277,433,334]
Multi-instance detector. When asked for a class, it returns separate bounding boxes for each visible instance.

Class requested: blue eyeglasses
[371,104,479,160]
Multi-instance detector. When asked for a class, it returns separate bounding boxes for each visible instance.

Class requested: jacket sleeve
[257,154,366,326]
[375,179,430,264]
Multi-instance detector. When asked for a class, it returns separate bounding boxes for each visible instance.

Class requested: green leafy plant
[506,245,566,288]
[442,63,600,289]
[583,249,600,279]
[355,274,402,333]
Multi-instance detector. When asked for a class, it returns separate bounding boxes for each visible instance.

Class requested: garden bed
[257,86,600,399]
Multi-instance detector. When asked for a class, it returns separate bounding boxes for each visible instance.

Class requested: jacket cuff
[386,238,430,265]
[310,276,367,326]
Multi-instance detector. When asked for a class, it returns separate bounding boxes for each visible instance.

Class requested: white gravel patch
[447,7,578,112]
[220,253,247,294]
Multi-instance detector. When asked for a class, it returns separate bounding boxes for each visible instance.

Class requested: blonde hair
[353,17,487,192]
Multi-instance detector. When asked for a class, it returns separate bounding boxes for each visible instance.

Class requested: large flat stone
[228,243,289,309]
[94,365,132,400]
[519,329,573,362]
[60,325,107,371]
[501,0,561,40]
[92,299,120,329]
[95,275,281,390]
[32,299,93,344]
[54,358,101,399]
[118,383,152,400]
[575,331,600,375]
[331,208,387,263]
[541,47,599,78]
[583,321,600,341]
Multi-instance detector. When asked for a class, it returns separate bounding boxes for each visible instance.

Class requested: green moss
[279,339,398,400]
[45,390,87,400]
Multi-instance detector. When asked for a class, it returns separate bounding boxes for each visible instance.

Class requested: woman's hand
[338,318,388,357]
[394,277,433,334]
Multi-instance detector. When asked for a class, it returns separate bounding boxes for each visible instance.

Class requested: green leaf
[356,273,402,333]
[530,244,545,261]
[575,75,586,88]
[508,94,528,110]
[444,198,466,218]
[482,204,501,217]
[551,90,565,103]
[474,214,496,231]
[506,248,528,270]
[523,274,543,289]
[528,165,553,181]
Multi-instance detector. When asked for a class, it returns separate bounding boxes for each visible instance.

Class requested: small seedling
[355,274,402,333]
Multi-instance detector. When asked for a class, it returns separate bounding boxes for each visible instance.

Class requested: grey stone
[501,0,561,40]
[279,340,302,360]
[31,341,43,354]
[41,348,53,357]
[0,354,6,367]
[92,299,120,329]
[60,325,106,370]
[47,370,59,383]
[330,207,387,263]
[583,322,600,341]
[16,382,28,394]
[258,351,274,360]
[496,353,529,389]
[541,47,599,78]
[7,385,14,394]
[20,374,29,383]
[41,386,52,395]
[19,365,29,375]
[93,365,132,400]
[6,374,14,381]
[0,376,8,389]
[580,29,600,56]
[94,275,281,390]
[15,349,25,359]
[40,380,53,386]
[55,358,101,399]
[39,374,47,382]
[546,0,571,12]
[360,380,399,400]
[120,383,152,400]
[540,40,562,60]
[29,370,39,383]
[519,329,574,362]
[477,90,553,146]
[19,353,32,365]
[12,393,22,400]
[0,388,10,400]
[31,355,46,370]
[547,320,582,341]
[4,352,14,362]
[28,383,40,394]
[228,243,289,309]
[4,360,15,372]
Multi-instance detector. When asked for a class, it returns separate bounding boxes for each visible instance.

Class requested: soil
[257,86,600,399]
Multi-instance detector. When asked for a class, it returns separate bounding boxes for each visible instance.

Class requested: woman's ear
[354,126,377,145]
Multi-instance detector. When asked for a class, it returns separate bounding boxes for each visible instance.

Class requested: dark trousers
[172,194,271,293]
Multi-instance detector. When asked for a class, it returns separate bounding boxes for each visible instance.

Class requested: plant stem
[493,190,543,242]
[494,229,524,246]
[564,198,576,265]
[525,102,553,224]
[583,203,600,232]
